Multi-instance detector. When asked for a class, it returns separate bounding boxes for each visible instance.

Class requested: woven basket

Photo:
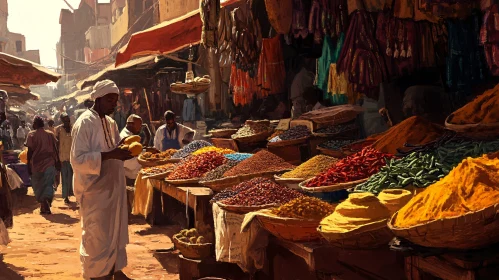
[142,171,173,180]
[200,176,241,192]
[445,114,499,140]
[173,236,212,260]
[316,147,345,158]
[236,169,292,182]
[388,204,499,250]
[165,178,201,185]
[209,129,238,139]
[341,139,376,156]
[258,213,321,242]
[274,175,304,190]
[318,219,393,249]
[171,82,210,95]
[216,202,280,214]
[267,136,309,147]
[232,130,273,143]
[137,157,180,167]
[299,178,369,193]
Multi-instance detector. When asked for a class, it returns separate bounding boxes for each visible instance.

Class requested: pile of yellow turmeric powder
[394,154,499,228]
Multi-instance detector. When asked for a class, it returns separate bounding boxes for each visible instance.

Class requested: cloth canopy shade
[52,87,93,103]
[0,52,61,87]
[115,0,240,67]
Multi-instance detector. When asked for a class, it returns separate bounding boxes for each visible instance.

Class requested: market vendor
[154,111,195,151]
[290,57,316,118]
[120,114,143,186]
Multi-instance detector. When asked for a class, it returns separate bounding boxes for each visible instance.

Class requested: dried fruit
[269,125,311,142]
[168,151,227,180]
[271,197,336,220]
[200,160,239,182]
[129,142,143,156]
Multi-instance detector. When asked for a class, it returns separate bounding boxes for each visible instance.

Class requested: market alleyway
[0,189,181,280]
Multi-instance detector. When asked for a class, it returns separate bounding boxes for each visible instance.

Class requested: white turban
[126,114,142,123]
[91,79,119,100]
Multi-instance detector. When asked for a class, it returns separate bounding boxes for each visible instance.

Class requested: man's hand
[102,148,133,161]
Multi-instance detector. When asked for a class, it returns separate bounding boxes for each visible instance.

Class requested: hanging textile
[230,6,262,75]
[231,63,258,106]
[327,63,350,104]
[200,0,221,48]
[417,0,478,20]
[347,0,393,15]
[292,0,309,39]
[337,11,388,100]
[265,0,293,34]
[309,0,323,44]
[257,36,287,97]
[446,14,487,92]
[481,5,499,76]
[322,0,349,41]
[316,34,345,102]
[218,8,233,68]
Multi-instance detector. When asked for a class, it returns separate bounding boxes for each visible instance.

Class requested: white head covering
[91,79,119,100]
[126,114,142,123]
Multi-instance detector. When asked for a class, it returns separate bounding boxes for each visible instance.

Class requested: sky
[7,0,110,69]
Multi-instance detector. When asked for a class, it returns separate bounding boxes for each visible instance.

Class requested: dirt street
[0,189,180,280]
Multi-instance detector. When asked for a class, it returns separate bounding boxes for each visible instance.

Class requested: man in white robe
[71,80,133,280]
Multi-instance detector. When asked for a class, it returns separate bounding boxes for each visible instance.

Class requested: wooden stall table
[268,237,405,280]
[149,179,215,241]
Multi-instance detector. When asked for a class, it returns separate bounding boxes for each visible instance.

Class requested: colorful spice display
[371,116,445,154]
[172,140,213,159]
[220,178,304,206]
[319,193,391,233]
[141,149,177,160]
[211,177,269,202]
[223,150,295,177]
[269,125,311,142]
[200,160,240,182]
[281,155,337,179]
[306,148,396,187]
[319,139,356,150]
[168,151,227,180]
[225,153,253,161]
[141,163,176,176]
[271,197,336,220]
[192,146,235,156]
[232,122,271,139]
[394,155,499,228]
[378,189,413,215]
[433,139,499,168]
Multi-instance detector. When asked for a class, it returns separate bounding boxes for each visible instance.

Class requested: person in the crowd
[0,116,13,150]
[83,99,94,109]
[55,113,73,205]
[120,114,143,186]
[46,120,55,134]
[16,121,30,149]
[26,116,59,215]
[70,80,133,280]
[290,57,316,118]
[113,100,127,132]
[303,87,326,112]
[154,111,195,151]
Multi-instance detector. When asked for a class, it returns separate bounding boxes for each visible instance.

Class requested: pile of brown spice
[371,116,445,154]
[223,150,295,177]
[449,85,499,124]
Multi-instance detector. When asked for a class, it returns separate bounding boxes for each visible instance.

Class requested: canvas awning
[52,87,92,102]
[77,55,159,89]
[0,52,61,87]
[115,0,239,67]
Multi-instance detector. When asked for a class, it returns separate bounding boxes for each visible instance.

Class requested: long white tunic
[70,109,128,279]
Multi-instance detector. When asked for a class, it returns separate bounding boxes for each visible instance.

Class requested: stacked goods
[447,85,499,124]
[168,151,227,180]
[271,197,336,220]
[315,122,357,135]
[356,152,446,193]
[393,155,499,228]
[280,155,337,179]
[211,177,268,202]
[141,163,176,176]
[223,150,295,177]
[119,135,143,156]
[220,178,304,206]
[378,189,412,215]
[319,192,393,247]
[192,146,235,156]
[141,149,177,161]
[174,228,207,245]
[269,125,311,142]
[306,148,396,188]
[319,139,356,150]
[172,140,212,159]
[298,105,363,125]
[371,116,445,154]
[225,153,252,161]
[200,160,240,182]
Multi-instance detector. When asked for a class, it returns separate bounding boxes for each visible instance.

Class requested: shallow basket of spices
[141,170,173,180]
[172,236,212,260]
[209,129,238,139]
[299,177,369,193]
[274,175,304,190]
[267,136,309,148]
[388,204,499,250]
[318,219,394,249]
[445,114,499,140]
[165,178,201,185]
[257,212,322,242]
[200,176,241,192]
[216,202,280,214]
[316,147,345,158]
[137,157,180,167]
[232,130,274,143]
[237,170,293,182]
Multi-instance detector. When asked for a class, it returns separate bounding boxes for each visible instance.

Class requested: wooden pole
[143,88,153,124]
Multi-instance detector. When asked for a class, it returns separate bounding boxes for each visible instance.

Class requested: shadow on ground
[0,255,24,280]
[41,213,79,225]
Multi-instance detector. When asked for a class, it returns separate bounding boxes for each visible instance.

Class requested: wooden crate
[268,144,304,165]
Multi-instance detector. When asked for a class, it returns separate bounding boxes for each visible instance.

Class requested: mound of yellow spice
[280,155,337,179]
[394,155,499,228]
[191,146,235,156]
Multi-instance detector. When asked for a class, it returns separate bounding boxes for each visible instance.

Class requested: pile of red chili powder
[306,147,396,187]
[371,116,445,154]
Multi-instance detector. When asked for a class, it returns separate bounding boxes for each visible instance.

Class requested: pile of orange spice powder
[449,84,499,124]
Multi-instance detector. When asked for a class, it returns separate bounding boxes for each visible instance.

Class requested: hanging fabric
[200,0,221,48]
[327,63,350,104]
[265,0,293,34]
[257,36,287,97]
[230,63,257,106]
[292,0,309,39]
[481,4,499,76]
[316,34,345,102]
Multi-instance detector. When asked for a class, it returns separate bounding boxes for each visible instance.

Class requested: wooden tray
[299,177,369,193]
[216,202,280,214]
[165,178,201,185]
[142,171,173,180]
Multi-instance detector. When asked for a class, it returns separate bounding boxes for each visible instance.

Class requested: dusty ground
[0,188,181,280]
